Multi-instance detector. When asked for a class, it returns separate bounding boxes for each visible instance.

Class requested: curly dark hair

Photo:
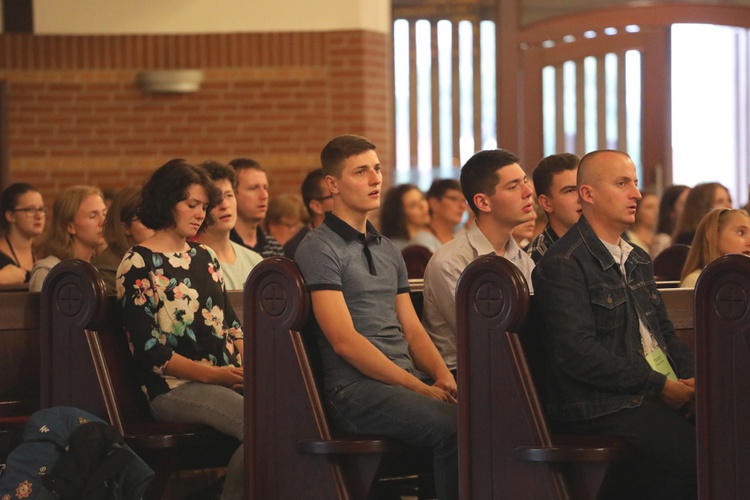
[138,159,222,232]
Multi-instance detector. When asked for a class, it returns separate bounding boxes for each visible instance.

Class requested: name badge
[645,347,678,381]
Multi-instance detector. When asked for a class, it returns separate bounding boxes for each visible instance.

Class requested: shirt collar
[323,211,382,243]
[466,223,522,259]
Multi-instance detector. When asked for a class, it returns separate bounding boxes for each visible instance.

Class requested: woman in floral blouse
[117,159,244,500]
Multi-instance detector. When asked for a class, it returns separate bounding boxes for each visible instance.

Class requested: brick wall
[0,31,394,202]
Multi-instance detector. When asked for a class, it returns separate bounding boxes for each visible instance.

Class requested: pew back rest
[695,254,750,499]
[244,257,432,500]
[40,259,110,419]
[0,290,40,419]
[455,255,556,498]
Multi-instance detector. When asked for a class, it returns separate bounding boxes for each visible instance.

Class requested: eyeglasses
[12,207,47,217]
[315,195,333,201]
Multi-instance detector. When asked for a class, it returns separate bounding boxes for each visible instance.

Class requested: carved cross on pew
[475,283,503,318]
[58,283,83,316]
[261,282,287,317]
[715,283,748,321]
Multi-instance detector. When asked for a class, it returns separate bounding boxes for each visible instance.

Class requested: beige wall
[32,0,391,34]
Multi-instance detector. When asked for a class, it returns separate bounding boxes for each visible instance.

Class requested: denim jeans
[326,377,458,500]
[150,382,244,500]
[554,398,697,500]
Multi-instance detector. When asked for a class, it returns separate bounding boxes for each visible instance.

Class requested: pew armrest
[296,436,419,455]
[515,439,633,463]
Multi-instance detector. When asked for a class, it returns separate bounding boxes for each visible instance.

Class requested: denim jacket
[531,216,694,421]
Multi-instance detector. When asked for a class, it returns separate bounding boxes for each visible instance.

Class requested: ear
[578,184,594,205]
[325,175,340,195]
[428,197,440,213]
[67,221,77,236]
[121,221,132,237]
[4,210,14,225]
[309,199,324,216]
[537,194,553,214]
[473,193,491,215]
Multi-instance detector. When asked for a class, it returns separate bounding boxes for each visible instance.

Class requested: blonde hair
[681,208,749,282]
[265,194,308,229]
[34,185,104,261]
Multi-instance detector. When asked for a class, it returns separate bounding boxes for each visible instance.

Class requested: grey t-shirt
[295,212,414,391]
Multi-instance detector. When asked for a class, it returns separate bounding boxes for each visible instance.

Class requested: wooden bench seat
[456,255,633,499]
[40,259,238,499]
[244,257,433,500]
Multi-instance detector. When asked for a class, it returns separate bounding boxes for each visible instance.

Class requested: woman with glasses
[29,185,106,292]
[92,187,154,293]
[0,183,46,285]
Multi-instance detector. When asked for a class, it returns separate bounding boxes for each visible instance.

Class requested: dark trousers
[554,398,697,500]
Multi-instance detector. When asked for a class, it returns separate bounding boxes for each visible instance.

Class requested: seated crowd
[4,134,749,500]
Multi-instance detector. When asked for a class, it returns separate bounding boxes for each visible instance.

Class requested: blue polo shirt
[295,212,414,391]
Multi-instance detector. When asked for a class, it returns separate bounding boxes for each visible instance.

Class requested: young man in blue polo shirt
[295,135,458,500]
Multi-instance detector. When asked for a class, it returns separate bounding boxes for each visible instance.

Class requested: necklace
[5,234,33,269]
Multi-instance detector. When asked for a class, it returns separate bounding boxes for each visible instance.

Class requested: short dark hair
[426,178,461,200]
[532,153,580,198]
[139,159,222,232]
[200,160,237,190]
[1,182,38,233]
[228,157,265,174]
[460,149,519,216]
[301,168,327,217]
[320,135,376,178]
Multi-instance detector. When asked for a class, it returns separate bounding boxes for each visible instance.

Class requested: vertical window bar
[616,52,627,152]
[473,21,482,154]
[575,60,586,153]
[584,56,598,152]
[596,54,607,149]
[555,63,565,154]
[431,22,440,175]
[452,21,461,168]
[409,22,419,170]
[605,53,619,149]
[563,60,577,153]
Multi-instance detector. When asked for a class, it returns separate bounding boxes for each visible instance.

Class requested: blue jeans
[150,382,244,500]
[327,377,458,500]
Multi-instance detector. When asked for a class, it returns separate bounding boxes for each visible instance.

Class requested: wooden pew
[695,254,750,499]
[456,255,632,500]
[244,257,433,500]
[661,286,695,352]
[0,289,39,425]
[39,259,238,499]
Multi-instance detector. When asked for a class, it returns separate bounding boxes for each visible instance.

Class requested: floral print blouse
[117,242,243,400]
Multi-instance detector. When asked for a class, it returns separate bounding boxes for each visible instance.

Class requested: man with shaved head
[532,150,696,499]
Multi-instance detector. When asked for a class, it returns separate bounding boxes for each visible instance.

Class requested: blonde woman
[29,185,106,292]
[680,208,750,287]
